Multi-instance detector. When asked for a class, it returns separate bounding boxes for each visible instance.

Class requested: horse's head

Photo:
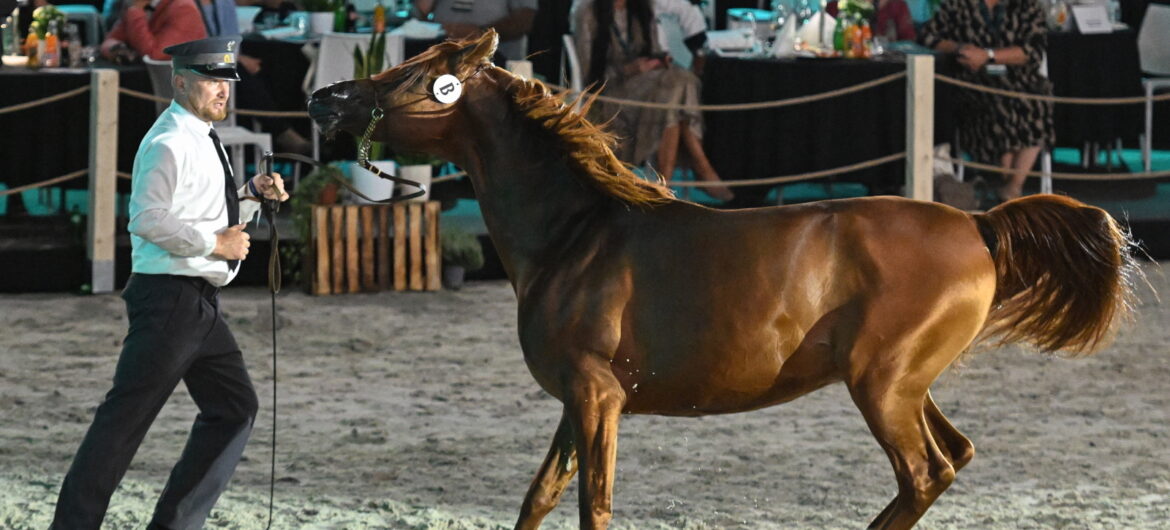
[308,30,500,156]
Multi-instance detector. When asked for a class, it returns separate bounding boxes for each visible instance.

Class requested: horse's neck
[455,85,608,283]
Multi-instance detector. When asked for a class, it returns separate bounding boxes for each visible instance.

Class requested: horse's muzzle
[308,81,374,137]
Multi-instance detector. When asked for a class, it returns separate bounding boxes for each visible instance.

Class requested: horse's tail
[973,194,1139,356]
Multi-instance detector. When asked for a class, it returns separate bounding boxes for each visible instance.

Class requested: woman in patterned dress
[921,0,1054,202]
[571,0,735,201]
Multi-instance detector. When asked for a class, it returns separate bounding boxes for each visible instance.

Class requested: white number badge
[432,74,463,104]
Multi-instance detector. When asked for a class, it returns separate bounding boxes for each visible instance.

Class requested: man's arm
[127,141,218,258]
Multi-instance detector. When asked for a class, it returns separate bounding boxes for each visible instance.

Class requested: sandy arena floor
[1,262,1168,529]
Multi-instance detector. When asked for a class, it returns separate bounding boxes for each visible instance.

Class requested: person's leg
[657,123,681,182]
[999,145,1042,201]
[150,299,258,530]
[679,122,734,201]
[52,277,201,530]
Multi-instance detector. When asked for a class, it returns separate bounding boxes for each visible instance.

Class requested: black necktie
[209,128,240,271]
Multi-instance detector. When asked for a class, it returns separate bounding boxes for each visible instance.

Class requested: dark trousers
[52,274,259,530]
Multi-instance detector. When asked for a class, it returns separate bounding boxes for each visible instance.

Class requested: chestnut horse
[308,31,1138,529]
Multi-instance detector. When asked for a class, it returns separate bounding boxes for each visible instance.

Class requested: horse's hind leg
[924,391,974,472]
[849,380,956,530]
[516,413,577,530]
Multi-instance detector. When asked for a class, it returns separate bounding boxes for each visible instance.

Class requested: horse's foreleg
[515,413,578,530]
[566,355,626,530]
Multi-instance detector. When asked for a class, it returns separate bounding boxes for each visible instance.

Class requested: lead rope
[256,111,429,526]
[261,152,280,530]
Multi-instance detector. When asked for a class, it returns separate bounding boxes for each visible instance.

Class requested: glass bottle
[333,0,347,32]
[24,31,39,68]
[42,20,59,67]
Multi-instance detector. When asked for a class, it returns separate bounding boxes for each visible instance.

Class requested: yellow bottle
[24,32,39,68]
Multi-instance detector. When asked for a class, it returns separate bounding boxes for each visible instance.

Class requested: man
[52,36,289,530]
[100,0,207,62]
[415,0,538,62]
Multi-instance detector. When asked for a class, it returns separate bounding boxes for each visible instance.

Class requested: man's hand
[249,172,290,202]
[956,44,991,72]
[213,224,250,261]
[238,54,262,75]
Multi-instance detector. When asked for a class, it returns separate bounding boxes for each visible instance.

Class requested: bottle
[832,15,845,52]
[373,0,386,33]
[25,32,39,68]
[333,0,347,32]
[65,23,82,67]
[42,20,59,67]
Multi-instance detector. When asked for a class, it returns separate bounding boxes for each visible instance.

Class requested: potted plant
[301,0,337,36]
[440,225,484,289]
[393,151,443,201]
[348,30,397,203]
[287,164,347,287]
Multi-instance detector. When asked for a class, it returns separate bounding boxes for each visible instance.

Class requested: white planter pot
[348,161,397,204]
[397,164,432,202]
[309,11,334,36]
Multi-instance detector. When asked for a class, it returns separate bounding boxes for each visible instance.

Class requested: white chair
[1138,3,1170,172]
[57,4,102,46]
[305,32,405,160]
[560,34,583,111]
[142,56,272,187]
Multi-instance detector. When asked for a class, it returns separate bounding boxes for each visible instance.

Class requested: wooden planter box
[309,202,441,295]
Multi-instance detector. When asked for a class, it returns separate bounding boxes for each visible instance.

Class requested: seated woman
[571,0,734,201]
[920,0,1053,202]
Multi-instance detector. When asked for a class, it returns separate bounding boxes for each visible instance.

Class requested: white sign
[432,74,462,104]
[1072,5,1113,34]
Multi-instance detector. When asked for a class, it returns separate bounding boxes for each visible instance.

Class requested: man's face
[175,72,230,123]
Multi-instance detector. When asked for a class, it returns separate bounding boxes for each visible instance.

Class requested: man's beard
[186,94,228,122]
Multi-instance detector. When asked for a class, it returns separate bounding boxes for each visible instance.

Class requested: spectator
[920,0,1053,203]
[100,0,207,62]
[415,0,538,62]
[572,0,734,201]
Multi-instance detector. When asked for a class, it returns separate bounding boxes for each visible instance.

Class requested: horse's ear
[454,29,499,70]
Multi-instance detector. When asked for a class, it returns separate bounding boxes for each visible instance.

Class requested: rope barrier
[117,87,311,118]
[943,156,1170,180]
[935,74,1170,105]
[0,86,90,115]
[0,169,89,197]
[674,152,908,187]
[429,154,905,189]
[546,71,907,111]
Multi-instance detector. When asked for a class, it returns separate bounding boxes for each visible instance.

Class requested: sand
[2,263,1168,529]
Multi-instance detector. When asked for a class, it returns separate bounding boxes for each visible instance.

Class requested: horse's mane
[502,74,674,207]
[378,42,674,207]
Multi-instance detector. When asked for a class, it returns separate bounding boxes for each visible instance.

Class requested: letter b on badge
[432,74,462,104]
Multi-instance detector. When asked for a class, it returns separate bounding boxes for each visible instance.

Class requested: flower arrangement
[30,5,66,39]
[838,0,875,19]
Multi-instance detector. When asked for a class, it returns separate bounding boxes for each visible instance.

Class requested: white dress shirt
[127,100,261,287]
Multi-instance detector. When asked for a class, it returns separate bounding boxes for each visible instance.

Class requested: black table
[0,62,155,196]
[1046,30,1144,147]
[702,54,954,206]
